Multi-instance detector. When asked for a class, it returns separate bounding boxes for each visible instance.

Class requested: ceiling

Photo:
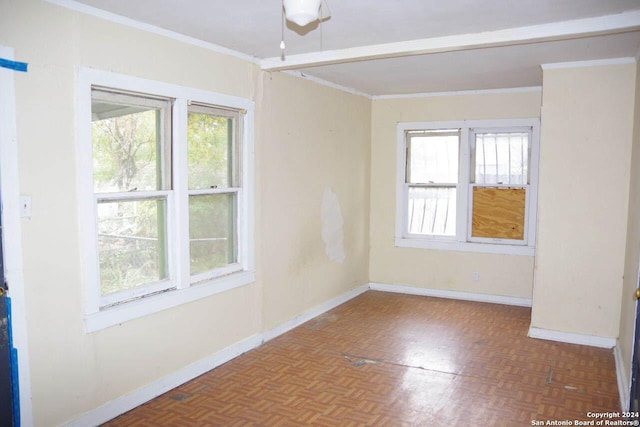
[68,0,640,96]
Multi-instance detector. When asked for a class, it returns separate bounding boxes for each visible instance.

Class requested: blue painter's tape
[7,298,20,426]
[0,58,28,73]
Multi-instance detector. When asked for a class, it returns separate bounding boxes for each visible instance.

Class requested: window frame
[395,119,540,256]
[405,129,460,239]
[90,88,175,306]
[186,104,244,284]
[467,126,533,246]
[77,68,255,332]
[95,192,175,307]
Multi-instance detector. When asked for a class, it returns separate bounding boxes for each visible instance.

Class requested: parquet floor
[104,291,622,426]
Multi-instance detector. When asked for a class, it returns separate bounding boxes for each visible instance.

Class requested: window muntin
[396,119,539,255]
[406,130,459,237]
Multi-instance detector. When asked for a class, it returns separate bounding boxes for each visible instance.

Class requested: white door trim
[0,45,33,427]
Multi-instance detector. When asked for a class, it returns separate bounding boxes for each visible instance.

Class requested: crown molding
[43,0,260,65]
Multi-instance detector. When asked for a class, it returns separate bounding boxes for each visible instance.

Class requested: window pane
[188,111,235,189]
[97,198,168,295]
[408,131,459,184]
[189,193,237,275]
[408,187,456,236]
[475,132,528,185]
[92,96,169,193]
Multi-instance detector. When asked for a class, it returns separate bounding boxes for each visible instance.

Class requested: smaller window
[396,119,539,256]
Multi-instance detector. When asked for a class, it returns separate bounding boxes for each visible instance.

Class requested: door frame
[629,256,640,412]
[0,45,33,426]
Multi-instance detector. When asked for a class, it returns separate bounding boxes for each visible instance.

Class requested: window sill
[395,237,535,256]
[84,270,256,333]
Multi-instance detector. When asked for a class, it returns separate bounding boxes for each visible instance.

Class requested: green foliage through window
[187,106,239,278]
[188,112,233,189]
[90,89,242,302]
[97,199,168,295]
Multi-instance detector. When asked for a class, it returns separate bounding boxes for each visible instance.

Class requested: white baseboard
[262,284,370,342]
[614,340,630,411]
[368,282,532,307]
[527,327,616,349]
[64,334,262,427]
[64,283,370,426]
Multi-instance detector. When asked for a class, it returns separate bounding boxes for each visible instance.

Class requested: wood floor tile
[103,291,623,426]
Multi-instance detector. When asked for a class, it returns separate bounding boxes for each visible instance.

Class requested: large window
[78,69,254,332]
[396,119,539,255]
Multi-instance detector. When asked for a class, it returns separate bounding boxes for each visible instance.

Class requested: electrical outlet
[472,271,480,282]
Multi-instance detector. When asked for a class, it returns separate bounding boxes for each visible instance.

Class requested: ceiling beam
[261,10,640,71]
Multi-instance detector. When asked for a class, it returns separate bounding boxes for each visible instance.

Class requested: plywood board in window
[472,187,526,240]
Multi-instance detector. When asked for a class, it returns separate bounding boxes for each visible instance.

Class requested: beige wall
[258,72,371,329]
[532,64,636,338]
[369,92,542,299]
[1,1,261,425]
[0,0,371,425]
[3,0,639,424]
[618,61,640,394]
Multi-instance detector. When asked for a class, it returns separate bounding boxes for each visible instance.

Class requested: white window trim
[395,118,540,256]
[77,68,255,332]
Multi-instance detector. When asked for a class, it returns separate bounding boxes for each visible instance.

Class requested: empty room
[2,0,640,426]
